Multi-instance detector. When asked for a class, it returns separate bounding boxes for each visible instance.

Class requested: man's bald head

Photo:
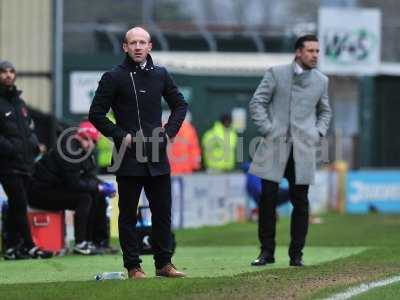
[123,27,153,63]
[124,27,151,44]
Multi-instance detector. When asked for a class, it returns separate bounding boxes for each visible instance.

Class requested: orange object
[27,210,65,252]
[168,121,201,175]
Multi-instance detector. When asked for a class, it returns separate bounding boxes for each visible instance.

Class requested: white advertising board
[70,71,104,114]
[318,8,381,75]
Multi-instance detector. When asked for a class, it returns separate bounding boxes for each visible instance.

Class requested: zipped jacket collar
[0,84,21,100]
[121,54,155,72]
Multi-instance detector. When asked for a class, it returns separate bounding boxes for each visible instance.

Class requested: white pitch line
[324,275,400,300]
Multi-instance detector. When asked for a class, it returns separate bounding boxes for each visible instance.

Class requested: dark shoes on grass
[251,251,305,267]
[251,252,275,266]
[289,258,304,267]
[4,246,53,260]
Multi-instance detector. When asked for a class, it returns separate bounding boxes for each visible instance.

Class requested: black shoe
[289,258,304,267]
[73,241,97,255]
[93,241,119,255]
[251,252,275,266]
[95,245,119,255]
[26,246,54,259]
[88,242,106,255]
[3,247,30,260]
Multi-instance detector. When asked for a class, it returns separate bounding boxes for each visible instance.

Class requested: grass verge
[0,213,399,300]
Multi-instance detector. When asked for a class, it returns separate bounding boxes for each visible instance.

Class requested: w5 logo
[323,29,378,63]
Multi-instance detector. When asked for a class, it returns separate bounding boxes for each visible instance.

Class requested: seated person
[243,162,290,220]
[28,120,116,255]
[243,162,323,224]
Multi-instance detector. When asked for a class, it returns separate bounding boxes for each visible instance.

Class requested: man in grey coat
[249,35,331,267]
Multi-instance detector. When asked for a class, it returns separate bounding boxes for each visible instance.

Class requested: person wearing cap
[27,120,117,255]
[89,27,187,278]
[0,60,53,260]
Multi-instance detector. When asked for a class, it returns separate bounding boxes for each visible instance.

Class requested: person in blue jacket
[243,162,290,220]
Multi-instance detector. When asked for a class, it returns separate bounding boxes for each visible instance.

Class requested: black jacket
[30,131,100,193]
[0,84,40,175]
[89,54,188,176]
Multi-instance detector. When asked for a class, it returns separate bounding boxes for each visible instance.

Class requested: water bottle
[95,272,126,281]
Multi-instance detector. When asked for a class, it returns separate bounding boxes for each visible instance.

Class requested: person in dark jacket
[0,60,53,260]
[89,27,188,278]
[28,120,117,255]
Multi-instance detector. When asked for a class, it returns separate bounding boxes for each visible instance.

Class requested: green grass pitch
[0,213,399,299]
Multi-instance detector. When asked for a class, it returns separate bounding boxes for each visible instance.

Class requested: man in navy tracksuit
[89,27,187,278]
[0,60,52,260]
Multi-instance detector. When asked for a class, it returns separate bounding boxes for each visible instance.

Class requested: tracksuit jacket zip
[129,72,148,161]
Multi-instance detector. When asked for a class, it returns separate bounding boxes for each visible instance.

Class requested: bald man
[89,27,187,278]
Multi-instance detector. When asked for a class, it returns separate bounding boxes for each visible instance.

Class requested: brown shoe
[128,267,146,279]
[156,263,186,278]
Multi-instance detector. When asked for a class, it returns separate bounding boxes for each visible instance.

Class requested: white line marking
[324,275,400,300]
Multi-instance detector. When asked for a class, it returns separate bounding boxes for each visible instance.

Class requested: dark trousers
[258,149,309,259]
[87,194,109,245]
[0,175,35,250]
[28,185,98,243]
[117,174,173,270]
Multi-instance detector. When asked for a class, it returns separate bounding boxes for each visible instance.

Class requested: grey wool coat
[249,62,332,185]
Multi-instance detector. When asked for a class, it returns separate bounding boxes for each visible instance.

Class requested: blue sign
[346,171,400,214]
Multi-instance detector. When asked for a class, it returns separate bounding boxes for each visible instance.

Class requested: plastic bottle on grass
[95,272,126,281]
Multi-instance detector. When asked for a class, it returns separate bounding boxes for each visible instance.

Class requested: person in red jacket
[168,113,201,175]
